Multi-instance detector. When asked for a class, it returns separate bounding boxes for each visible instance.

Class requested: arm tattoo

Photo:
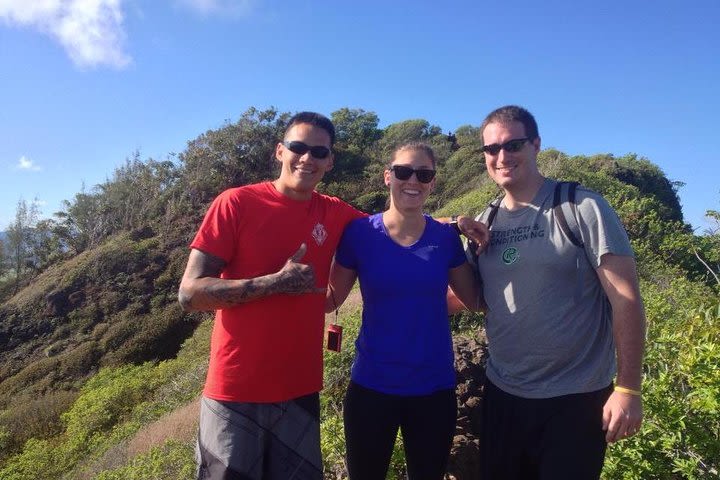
[181,249,317,310]
[204,276,285,305]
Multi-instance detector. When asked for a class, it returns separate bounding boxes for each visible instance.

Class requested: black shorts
[480,380,612,480]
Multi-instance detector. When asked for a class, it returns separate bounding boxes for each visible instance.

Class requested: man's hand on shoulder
[457,216,490,255]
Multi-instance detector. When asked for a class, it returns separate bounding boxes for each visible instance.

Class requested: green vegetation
[0,107,718,478]
[94,440,196,480]
[603,286,719,478]
[0,319,210,479]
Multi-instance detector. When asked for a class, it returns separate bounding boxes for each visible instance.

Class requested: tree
[96,153,180,233]
[318,109,382,197]
[378,119,442,154]
[453,125,481,147]
[612,154,685,224]
[178,107,290,209]
[6,198,39,292]
[0,235,7,279]
[696,207,720,287]
[331,108,381,155]
[29,219,64,271]
[54,186,104,254]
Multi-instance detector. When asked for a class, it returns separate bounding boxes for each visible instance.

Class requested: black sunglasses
[481,137,531,156]
[283,141,331,159]
[390,165,436,184]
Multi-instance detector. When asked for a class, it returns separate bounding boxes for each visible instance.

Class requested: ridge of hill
[0,107,717,479]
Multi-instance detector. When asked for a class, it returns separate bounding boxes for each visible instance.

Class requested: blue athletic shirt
[335,213,466,395]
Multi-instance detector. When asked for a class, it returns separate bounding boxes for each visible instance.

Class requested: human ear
[532,136,541,153]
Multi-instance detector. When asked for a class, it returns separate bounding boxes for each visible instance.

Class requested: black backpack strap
[553,181,584,248]
[466,196,502,267]
[485,196,503,228]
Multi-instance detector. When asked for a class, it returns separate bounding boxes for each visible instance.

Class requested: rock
[447,332,488,479]
[45,290,68,316]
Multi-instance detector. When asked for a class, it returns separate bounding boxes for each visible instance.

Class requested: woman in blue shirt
[327,142,479,479]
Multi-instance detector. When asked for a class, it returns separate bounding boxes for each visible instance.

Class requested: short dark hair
[285,111,336,146]
[389,141,437,168]
[480,105,539,142]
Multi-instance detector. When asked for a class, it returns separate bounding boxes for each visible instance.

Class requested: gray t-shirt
[474,179,633,398]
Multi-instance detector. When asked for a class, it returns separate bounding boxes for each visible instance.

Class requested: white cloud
[176,0,254,17]
[16,156,42,171]
[0,0,131,69]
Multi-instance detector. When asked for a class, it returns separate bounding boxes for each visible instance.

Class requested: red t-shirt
[191,182,364,402]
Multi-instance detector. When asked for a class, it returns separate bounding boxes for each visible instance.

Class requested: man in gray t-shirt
[465,105,646,479]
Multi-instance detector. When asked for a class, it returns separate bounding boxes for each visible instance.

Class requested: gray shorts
[197,394,322,480]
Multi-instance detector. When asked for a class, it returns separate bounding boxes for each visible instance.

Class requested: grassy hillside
[0,107,718,479]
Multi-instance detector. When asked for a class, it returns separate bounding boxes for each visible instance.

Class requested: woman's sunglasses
[283,141,331,159]
[390,165,436,184]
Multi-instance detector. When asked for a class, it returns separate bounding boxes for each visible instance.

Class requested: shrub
[62,363,159,448]
[102,303,194,366]
[58,341,102,378]
[0,437,72,480]
[0,390,77,462]
[0,355,60,401]
[603,284,719,479]
[94,439,196,480]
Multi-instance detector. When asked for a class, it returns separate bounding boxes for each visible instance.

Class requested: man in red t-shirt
[179,112,364,480]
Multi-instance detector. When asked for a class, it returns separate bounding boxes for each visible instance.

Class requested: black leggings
[343,381,457,480]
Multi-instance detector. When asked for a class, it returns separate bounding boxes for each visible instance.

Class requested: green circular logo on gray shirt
[502,247,519,265]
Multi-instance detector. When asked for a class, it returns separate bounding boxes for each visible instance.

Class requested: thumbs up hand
[277,243,324,294]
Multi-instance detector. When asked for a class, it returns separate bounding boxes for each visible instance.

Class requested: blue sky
[1,0,718,232]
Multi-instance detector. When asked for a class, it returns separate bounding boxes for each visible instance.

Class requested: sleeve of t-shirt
[575,190,634,269]
[335,218,363,270]
[342,200,367,224]
[189,189,241,263]
[446,224,467,269]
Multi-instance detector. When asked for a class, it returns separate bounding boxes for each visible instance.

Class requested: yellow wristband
[615,385,641,396]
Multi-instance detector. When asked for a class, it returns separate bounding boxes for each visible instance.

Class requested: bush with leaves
[0,320,211,479]
[94,440,196,480]
[603,274,719,479]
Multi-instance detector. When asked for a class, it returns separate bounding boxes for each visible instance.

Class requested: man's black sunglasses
[481,138,531,156]
[390,165,436,183]
[283,141,331,159]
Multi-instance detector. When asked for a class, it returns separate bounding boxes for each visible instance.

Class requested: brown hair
[479,105,539,142]
[389,141,437,168]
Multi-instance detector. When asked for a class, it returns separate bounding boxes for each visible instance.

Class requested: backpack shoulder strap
[553,181,584,247]
[467,195,503,267]
[482,195,503,227]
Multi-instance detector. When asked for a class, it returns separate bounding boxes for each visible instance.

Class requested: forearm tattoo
[182,249,318,310]
[203,275,287,305]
